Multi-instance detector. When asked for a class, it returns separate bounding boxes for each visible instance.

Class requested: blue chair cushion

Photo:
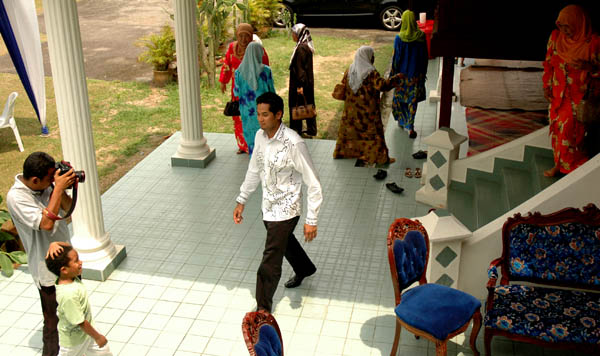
[253,324,282,356]
[394,230,428,289]
[395,283,481,340]
[484,284,600,344]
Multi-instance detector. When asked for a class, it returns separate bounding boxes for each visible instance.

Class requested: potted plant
[137,25,177,87]
[0,195,27,277]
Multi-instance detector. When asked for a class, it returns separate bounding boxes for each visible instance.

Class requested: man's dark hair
[45,245,73,276]
[256,92,284,117]
[23,152,55,180]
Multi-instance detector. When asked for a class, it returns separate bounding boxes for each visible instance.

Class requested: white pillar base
[81,245,127,281]
[172,147,216,168]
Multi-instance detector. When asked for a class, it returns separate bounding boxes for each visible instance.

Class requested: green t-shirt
[56,277,93,347]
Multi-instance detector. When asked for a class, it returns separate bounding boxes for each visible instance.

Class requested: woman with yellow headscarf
[542,5,600,176]
[390,10,429,139]
[219,23,270,154]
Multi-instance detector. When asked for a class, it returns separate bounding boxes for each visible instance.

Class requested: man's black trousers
[257,216,316,312]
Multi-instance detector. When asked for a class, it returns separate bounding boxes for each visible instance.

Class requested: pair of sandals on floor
[405,167,422,178]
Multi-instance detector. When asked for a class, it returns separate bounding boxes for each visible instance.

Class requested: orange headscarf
[555,5,592,64]
[234,23,254,59]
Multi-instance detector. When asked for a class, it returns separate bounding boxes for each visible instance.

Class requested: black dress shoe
[284,270,316,288]
[386,182,404,194]
[373,169,387,180]
[412,150,427,159]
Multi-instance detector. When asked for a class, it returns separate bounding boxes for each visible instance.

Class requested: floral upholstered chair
[242,311,283,356]
[484,204,600,355]
[387,218,482,356]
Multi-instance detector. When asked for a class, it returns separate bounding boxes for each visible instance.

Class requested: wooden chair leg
[435,340,447,356]
[470,309,482,356]
[390,318,401,356]
[484,329,493,356]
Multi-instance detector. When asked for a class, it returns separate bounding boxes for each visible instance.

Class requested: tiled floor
[0,59,590,355]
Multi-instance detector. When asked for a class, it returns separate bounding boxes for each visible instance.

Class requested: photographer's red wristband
[44,209,61,221]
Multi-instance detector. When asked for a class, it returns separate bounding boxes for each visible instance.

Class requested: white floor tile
[140,313,170,330]
[118,343,149,356]
[117,310,148,327]
[154,331,185,351]
[0,327,30,345]
[106,325,136,343]
[150,300,180,316]
[203,337,234,356]
[129,328,161,346]
[177,334,209,353]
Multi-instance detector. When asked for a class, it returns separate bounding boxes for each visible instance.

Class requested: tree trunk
[198,14,209,81]
[207,14,216,88]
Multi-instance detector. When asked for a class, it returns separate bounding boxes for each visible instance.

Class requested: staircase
[447,145,560,231]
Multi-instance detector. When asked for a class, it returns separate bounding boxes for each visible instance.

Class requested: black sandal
[412,150,427,159]
[373,169,387,180]
[386,182,404,194]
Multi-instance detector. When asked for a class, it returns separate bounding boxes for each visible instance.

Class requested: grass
[0,30,393,208]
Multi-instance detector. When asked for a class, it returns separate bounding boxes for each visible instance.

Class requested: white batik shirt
[236,124,323,225]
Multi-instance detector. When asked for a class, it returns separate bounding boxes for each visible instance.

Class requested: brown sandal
[415,168,422,178]
[405,168,413,178]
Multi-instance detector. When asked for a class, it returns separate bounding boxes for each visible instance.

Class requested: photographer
[6,151,77,356]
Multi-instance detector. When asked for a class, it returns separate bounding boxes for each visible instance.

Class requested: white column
[43,0,125,280]
[171,0,215,168]
[416,128,467,208]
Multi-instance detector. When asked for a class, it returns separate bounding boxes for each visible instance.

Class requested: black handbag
[224,100,240,117]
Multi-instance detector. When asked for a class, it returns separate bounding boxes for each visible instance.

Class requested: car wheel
[380,6,403,31]
[274,4,293,28]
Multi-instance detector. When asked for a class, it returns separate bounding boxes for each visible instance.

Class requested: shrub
[137,25,177,71]
[248,0,279,34]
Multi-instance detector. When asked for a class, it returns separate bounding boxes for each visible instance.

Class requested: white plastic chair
[0,92,24,152]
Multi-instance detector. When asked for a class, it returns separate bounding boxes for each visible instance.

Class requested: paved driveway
[0,0,171,82]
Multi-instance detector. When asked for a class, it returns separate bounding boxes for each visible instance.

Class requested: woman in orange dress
[542,5,600,176]
[220,23,269,154]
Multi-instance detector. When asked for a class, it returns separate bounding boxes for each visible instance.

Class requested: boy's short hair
[45,245,73,276]
[256,92,284,117]
[23,152,55,180]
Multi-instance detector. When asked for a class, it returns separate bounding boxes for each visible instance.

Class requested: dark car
[274,0,435,31]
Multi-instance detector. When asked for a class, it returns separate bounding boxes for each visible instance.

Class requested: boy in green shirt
[45,244,112,356]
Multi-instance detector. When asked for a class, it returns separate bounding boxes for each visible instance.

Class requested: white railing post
[416,210,472,289]
[416,128,467,208]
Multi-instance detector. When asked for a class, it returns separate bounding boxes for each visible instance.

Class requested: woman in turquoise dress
[234,42,276,154]
[390,10,429,139]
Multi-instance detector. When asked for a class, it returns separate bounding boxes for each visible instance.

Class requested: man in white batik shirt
[234,92,323,312]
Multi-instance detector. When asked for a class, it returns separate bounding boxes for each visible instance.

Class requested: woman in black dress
[289,23,317,137]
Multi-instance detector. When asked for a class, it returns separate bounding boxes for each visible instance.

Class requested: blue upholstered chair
[387,218,482,356]
[242,311,283,356]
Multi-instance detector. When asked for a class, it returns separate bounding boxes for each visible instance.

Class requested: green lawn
[0,30,393,208]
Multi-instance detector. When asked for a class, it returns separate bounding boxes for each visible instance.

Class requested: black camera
[56,161,86,185]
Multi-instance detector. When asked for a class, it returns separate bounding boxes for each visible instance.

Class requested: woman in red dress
[220,23,269,154]
[542,5,600,176]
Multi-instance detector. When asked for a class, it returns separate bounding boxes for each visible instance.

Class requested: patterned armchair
[242,311,283,356]
[387,218,482,356]
[484,204,600,355]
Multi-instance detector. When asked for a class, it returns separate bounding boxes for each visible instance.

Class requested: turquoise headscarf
[399,10,426,43]
[237,42,265,91]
